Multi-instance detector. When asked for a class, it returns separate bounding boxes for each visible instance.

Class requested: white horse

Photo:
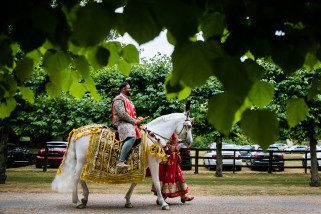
[52,112,193,210]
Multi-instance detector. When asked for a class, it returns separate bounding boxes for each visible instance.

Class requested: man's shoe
[116,161,130,168]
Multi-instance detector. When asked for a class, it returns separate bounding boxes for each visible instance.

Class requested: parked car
[35,141,67,168]
[285,145,308,153]
[203,144,242,171]
[7,143,34,167]
[248,146,284,171]
[302,146,321,170]
[240,145,262,162]
[179,143,192,170]
[270,143,288,151]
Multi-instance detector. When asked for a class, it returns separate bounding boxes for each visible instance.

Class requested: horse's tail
[51,131,77,193]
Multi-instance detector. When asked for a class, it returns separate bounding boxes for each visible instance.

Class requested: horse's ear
[185,100,191,112]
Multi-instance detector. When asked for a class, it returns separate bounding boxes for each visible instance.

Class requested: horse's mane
[147,113,184,126]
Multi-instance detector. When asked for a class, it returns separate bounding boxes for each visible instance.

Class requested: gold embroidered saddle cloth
[72,124,148,184]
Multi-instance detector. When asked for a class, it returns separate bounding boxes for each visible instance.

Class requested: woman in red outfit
[152,133,194,203]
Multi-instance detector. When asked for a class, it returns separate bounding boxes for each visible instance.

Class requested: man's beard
[125,91,131,96]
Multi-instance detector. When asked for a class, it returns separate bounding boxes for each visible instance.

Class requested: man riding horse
[112,82,144,168]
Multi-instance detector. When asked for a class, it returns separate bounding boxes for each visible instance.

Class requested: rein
[140,126,170,143]
[140,117,191,144]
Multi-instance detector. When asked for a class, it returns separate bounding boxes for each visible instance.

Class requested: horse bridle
[144,116,192,144]
[177,118,192,144]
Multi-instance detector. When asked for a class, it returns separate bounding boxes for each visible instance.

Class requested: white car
[285,145,308,153]
[302,146,321,170]
[270,143,288,151]
[203,144,242,171]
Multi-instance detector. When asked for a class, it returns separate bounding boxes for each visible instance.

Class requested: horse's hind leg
[125,183,137,208]
[80,180,89,207]
[72,155,86,208]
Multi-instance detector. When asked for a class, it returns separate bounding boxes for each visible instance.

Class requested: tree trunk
[0,126,8,184]
[308,125,320,187]
[215,142,223,177]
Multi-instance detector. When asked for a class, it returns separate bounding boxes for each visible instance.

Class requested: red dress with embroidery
[151,144,188,198]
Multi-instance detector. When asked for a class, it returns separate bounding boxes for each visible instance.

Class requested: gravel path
[1,193,321,214]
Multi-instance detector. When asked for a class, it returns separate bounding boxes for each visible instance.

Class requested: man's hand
[136,116,144,125]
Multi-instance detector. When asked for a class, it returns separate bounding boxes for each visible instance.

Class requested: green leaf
[0,98,17,119]
[14,57,34,83]
[308,76,321,100]
[74,56,90,80]
[95,46,110,67]
[241,109,279,150]
[45,82,61,97]
[166,30,176,45]
[165,77,191,100]
[165,76,184,93]
[73,55,100,99]
[19,86,35,104]
[201,12,225,39]
[4,75,17,97]
[26,49,42,64]
[69,82,87,98]
[155,0,198,41]
[31,6,57,36]
[233,97,252,124]
[248,81,274,108]
[122,44,139,64]
[0,38,13,67]
[271,38,305,75]
[85,46,110,69]
[43,51,72,92]
[172,41,222,88]
[118,59,131,76]
[178,86,191,101]
[304,52,319,72]
[122,1,162,44]
[208,92,242,135]
[103,41,122,66]
[286,98,309,127]
[214,58,255,98]
[71,3,114,47]
[43,51,71,79]
[243,60,265,82]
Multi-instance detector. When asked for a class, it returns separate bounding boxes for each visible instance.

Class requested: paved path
[1,193,321,214]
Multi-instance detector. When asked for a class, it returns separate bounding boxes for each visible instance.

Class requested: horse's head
[175,112,193,146]
[175,101,193,146]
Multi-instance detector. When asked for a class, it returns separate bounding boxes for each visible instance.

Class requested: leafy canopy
[1,0,321,148]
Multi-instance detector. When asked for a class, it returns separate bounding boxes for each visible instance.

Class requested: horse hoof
[76,203,86,209]
[161,205,170,210]
[125,203,133,208]
[81,199,88,206]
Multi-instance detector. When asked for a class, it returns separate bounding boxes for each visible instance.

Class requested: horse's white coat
[52,113,192,210]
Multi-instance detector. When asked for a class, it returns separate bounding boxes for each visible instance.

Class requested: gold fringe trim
[148,142,167,162]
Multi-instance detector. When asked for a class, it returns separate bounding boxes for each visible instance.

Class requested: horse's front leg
[124,183,137,208]
[148,156,169,210]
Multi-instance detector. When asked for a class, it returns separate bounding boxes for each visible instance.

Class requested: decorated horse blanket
[60,124,150,184]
